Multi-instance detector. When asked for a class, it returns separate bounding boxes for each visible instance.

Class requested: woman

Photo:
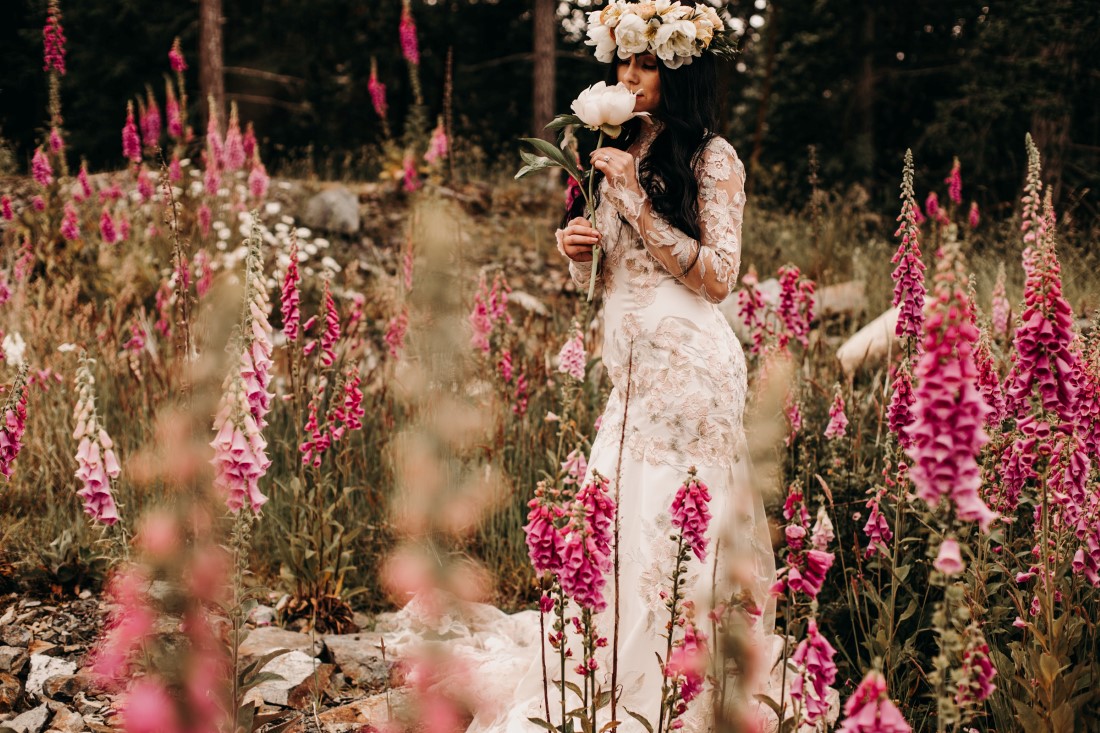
[380,4,783,731]
[548,2,780,731]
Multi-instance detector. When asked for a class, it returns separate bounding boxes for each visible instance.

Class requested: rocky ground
[0,592,428,733]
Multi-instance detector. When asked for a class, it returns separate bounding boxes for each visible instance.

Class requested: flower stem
[585,131,605,302]
[610,341,634,723]
[657,534,686,733]
[558,585,568,729]
[540,602,551,723]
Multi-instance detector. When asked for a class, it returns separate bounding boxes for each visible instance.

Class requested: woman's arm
[555,226,598,292]
[601,138,745,304]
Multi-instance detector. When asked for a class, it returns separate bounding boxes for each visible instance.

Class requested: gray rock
[73,692,105,715]
[302,187,360,235]
[306,690,406,732]
[0,646,28,675]
[836,306,900,376]
[247,604,276,627]
[245,650,320,708]
[25,641,56,658]
[8,704,49,733]
[48,705,84,733]
[508,290,548,317]
[41,673,93,702]
[238,626,321,661]
[321,634,392,688]
[25,655,76,699]
[286,663,334,710]
[0,626,31,648]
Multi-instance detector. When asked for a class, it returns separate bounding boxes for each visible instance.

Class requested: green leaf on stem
[545,114,583,131]
[520,137,583,185]
[516,151,559,180]
[753,693,783,717]
[553,678,586,700]
[598,123,622,138]
[623,709,654,733]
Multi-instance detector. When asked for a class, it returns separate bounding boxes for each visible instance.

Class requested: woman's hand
[590,147,639,193]
[557,216,601,262]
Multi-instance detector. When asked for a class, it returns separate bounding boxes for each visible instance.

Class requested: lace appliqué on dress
[601,313,747,470]
[602,136,746,305]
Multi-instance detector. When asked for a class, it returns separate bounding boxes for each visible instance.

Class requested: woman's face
[616,53,661,116]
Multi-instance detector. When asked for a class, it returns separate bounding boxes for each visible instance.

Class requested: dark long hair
[562,11,721,240]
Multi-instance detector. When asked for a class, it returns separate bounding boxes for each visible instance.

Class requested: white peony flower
[585,15,616,63]
[701,5,725,31]
[657,0,688,21]
[599,3,625,28]
[692,7,724,46]
[653,19,699,68]
[634,1,658,21]
[614,13,651,57]
[570,82,639,131]
[2,332,26,367]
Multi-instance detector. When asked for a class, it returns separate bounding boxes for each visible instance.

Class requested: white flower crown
[585,0,730,70]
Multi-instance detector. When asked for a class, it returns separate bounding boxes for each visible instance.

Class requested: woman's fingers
[566,220,600,241]
[563,216,598,261]
[566,245,594,262]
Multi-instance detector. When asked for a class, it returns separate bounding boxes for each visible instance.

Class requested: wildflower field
[2,2,1100,733]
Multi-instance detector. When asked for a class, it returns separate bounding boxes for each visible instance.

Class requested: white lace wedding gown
[376,120,783,733]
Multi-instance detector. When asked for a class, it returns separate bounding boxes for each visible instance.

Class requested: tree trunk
[748,2,779,195]
[1030,38,1071,206]
[853,4,876,187]
[200,0,226,133]
[533,0,556,141]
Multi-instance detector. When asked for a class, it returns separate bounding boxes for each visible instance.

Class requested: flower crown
[585,1,733,70]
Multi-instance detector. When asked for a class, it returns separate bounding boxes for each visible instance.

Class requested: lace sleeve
[603,137,746,304]
[555,226,596,291]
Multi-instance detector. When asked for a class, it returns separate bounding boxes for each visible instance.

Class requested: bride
[379,2,782,731]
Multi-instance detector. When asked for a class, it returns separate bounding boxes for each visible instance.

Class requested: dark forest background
[1,0,1097,223]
